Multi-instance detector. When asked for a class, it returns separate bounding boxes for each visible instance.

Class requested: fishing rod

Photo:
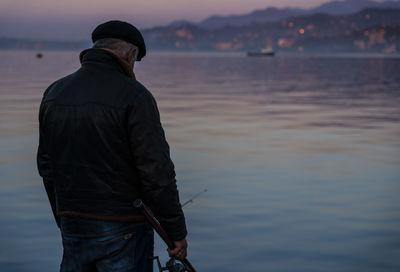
[133,189,206,271]
[181,189,208,208]
[134,199,197,272]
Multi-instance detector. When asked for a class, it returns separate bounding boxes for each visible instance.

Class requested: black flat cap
[92,20,146,61]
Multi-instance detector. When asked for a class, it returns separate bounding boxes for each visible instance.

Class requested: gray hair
[93,38,139,61]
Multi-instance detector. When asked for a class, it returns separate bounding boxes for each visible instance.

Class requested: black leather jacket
[37,49,187,241]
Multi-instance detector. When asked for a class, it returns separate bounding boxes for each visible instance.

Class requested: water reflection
[0,51,399,271]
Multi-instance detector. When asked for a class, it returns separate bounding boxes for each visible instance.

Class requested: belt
[57,211,146,223]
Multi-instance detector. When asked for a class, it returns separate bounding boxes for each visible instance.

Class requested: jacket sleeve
[128,90,187,241]
[37,95,60,228]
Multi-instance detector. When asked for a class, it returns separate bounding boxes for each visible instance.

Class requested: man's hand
[167,239,188,261]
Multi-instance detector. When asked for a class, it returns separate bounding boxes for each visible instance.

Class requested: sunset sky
[0,0,377,40]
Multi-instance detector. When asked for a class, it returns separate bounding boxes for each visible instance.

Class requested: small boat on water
[247,48,275,57]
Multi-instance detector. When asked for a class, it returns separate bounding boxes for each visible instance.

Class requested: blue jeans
[60,216,154,272]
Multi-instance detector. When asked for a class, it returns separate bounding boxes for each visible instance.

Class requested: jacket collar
[79,48,136,79]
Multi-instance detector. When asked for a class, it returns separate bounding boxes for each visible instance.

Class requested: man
[37,20,188,272]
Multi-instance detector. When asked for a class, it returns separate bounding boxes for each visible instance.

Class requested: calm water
[0,51,399,272]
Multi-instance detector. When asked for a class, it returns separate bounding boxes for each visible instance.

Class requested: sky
[0,0,376,40]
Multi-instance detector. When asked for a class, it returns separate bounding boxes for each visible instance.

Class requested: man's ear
[127,47,137,64]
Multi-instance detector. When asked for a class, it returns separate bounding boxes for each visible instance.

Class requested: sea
[0,50,399,272]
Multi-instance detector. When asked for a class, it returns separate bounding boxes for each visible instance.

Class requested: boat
[247,48,275,57]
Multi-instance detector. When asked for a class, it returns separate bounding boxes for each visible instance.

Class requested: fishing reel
[151,256,191,272]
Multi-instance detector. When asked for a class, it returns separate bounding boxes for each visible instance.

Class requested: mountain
[167,20,194,27]
[143,8,400,53]
[313,0,400,14]
[290,24,400,53]
[2,7,400,54]
[179,0,400,30]
[198,8,306,30]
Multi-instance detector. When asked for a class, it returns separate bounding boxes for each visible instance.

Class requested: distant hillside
[198,8,306,30]
[313,0,400,14]
[291,24,400,53]
[1,7,399,54]
[143,8,400,53]
[175,0,400,30]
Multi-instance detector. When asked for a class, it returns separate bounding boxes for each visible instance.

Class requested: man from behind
[37,20,188,272]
